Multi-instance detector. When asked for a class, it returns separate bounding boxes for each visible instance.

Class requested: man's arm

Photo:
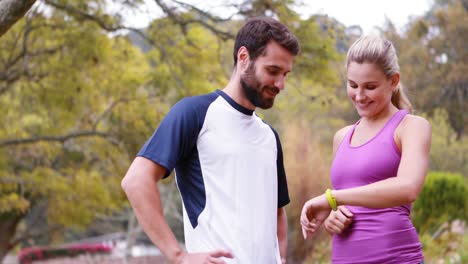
[277,207,288,264]
[121,157,233,264]
[121,157,184,262]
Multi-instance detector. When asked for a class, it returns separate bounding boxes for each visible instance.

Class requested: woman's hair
[345,35,413,112]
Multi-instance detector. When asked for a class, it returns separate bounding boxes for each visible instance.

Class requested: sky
[122,0,433,34]
[298,0,433,34]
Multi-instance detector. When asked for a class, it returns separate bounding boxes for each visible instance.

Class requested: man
[121,17,300,264]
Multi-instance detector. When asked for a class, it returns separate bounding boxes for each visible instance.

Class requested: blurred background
[0,0,466,263]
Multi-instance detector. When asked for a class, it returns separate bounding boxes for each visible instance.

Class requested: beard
[240,63,279,109]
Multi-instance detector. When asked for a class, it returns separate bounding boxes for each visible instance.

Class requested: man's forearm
[122,158,184,263]
[125,182,183,262]
[277,207,288,263]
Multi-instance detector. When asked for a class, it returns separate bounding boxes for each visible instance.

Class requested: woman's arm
[301,115,431,238]
[333,115,431,207]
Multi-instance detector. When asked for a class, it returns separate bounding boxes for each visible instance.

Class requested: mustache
[264,86,280,94]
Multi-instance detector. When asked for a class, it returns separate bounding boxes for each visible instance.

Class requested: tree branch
[92,99,127,130]
[0,130,118,148]
[153,0,234,41]
[0,0,37,37]
[43,0,156,46]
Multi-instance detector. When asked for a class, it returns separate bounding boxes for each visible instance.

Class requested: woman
[300,35,431,264]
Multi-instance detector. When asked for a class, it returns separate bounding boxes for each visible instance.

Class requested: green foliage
[413,171,468,234]
[385,0,468,137]
[461,234,468,264]
[427,109,468,175]
[146,17,230,101]
[0,4,151,246]
[420,228,467,263]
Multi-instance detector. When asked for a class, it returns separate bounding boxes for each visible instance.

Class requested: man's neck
[222,80,256,111]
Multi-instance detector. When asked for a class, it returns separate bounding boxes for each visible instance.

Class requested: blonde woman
[301,35,431,264]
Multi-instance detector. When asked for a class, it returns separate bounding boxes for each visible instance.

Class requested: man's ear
[237,46,250,71]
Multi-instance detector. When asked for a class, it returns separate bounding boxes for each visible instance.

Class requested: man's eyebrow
[265,65,291,73]
[265,65,282,69]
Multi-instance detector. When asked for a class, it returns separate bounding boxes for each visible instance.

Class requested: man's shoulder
[256,117,278,133]
[173,90,221,113]
[180,90,220,104]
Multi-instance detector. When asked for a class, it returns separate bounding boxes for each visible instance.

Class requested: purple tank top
[330,110,423,264]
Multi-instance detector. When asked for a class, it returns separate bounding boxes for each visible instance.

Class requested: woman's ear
[391,73,400,91]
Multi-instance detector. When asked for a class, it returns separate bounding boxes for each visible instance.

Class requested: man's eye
[268,70,279,75]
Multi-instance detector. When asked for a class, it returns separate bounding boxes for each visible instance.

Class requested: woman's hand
[300,194,332,239]
[324,206,353,235]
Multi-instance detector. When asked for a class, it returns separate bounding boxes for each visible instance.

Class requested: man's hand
[174,250,234,264]
[324,206,353,235]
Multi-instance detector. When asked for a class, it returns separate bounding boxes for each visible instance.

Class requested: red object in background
[17,243,112,264]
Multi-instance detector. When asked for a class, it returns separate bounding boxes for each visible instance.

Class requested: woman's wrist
[325,188,337,211]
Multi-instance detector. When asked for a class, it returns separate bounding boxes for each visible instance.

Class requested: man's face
[240,41,294,109]
[240,62,277,109]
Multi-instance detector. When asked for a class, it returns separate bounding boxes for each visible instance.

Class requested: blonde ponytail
[391,83,413,113]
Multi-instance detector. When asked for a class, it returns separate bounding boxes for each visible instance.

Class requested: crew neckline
[215,89,254,116]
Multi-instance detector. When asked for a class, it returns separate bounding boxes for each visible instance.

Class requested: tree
[0,1,348,263]
[385,0,468,138]
[0,0,36,37]
[0,5,154,258]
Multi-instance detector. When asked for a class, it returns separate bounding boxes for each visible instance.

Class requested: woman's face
[346,62,398,118]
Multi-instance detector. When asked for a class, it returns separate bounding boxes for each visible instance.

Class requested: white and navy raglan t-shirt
[137,89,289,263]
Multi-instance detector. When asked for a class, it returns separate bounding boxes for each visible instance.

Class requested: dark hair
[233,17,300,66]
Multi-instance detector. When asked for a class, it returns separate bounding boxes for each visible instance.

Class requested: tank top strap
[341,120,361,148]
[381,109,409,137]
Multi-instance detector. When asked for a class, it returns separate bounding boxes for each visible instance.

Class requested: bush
[412,171,467,235]
[427,109,468,175]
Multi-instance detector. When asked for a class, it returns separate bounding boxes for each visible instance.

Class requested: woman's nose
[355,89,366,101]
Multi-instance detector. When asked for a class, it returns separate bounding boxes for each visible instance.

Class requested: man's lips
[264,87,279,96]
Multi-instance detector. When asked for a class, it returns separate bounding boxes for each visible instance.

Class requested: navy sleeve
[272,129,290,208]
[137,97,202,178]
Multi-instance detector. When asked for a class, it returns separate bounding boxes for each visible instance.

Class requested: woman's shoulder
[398,114,432,141]
[401,114,431,131]
[334,125,354,140]
[333,125,354,152]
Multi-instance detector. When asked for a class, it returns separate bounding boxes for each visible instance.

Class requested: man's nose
[275,77,285,90]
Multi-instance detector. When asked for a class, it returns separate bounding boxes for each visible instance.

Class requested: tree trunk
[0,213,22,261]
[0,0,37,37]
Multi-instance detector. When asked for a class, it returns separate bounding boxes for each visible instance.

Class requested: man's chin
[256,99,275,109]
